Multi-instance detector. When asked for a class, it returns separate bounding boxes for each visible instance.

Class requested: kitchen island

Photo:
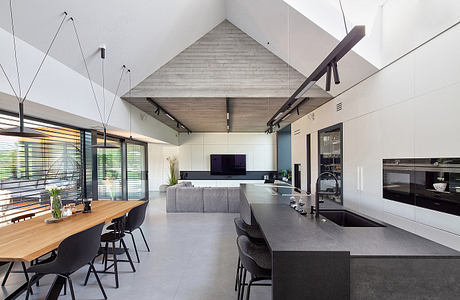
[240,184,460,300]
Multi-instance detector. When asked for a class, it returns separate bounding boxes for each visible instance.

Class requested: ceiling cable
[338,0,349,35]
[70,17,104,125]
[101,51,106,125]
[0,63,20,101]
[9,0,21,98]
[22,12,67,103]
[128,69,132,139]
[105,65,127,125]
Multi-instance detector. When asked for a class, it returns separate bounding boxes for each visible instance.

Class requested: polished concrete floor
[0,193,271,300]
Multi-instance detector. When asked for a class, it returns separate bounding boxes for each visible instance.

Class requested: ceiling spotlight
[277,123,280,129]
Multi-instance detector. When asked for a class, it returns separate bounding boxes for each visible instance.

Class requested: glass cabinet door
[318,124,343,204]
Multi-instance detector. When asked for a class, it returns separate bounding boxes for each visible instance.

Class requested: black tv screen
[210,154,246,175]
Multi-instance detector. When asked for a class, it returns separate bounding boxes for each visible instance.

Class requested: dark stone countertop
[241,184,460,257]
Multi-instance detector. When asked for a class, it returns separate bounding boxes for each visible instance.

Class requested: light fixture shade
[0,126,49,137]
[91,142,120,149]
[91,127,120,149]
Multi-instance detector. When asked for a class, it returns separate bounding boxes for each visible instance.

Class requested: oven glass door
[414,170,460,216]
[383,168,414,205]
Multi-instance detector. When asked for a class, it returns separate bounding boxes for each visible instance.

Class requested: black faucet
[312,171,340,217]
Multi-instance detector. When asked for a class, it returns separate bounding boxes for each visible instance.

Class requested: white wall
[148,144,179,191]
[291,22,460,250]
[0,27,178,145]
[178,133,276,171]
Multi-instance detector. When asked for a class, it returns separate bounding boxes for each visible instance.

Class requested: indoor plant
[166,156,178,186]
[46,184,63,219]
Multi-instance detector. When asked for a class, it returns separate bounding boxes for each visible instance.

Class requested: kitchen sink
[320,210,385,227]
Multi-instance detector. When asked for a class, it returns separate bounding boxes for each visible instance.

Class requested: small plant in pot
[166,156,178,186]
[46,185,63,219]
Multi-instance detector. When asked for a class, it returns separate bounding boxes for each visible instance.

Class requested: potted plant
[46,185,63,219]
[166,156,178,186]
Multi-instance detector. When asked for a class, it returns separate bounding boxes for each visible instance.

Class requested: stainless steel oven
[383,159,415,205]
[413,158,460,216]
[383,158,460,216]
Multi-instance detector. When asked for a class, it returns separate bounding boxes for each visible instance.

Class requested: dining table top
[0,200,144,262]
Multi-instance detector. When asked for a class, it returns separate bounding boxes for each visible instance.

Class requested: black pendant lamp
[92,127,119,149]
[0,102,49,137]
[85,44,128,149]
[0,5,67,138]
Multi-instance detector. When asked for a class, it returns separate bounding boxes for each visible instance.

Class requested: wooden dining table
[0,200,144,300]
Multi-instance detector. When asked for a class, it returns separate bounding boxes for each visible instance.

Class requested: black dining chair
[106,200,150,263]
[86,216,136,288]
[237,235,272,300]
[25,223,106,300]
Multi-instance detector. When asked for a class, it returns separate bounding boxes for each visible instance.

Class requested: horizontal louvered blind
[0,112,83,226]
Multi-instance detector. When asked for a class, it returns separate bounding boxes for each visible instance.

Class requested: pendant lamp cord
[70,17,104,126]
[338,0,348,34]
[128,69,132,139]
[105,66,127,125]
[9,0,21,99]
[22,12,67,103]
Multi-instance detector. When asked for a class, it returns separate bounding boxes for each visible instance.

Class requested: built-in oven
[383,158,460,217]
[383,159,415,205]
[413,158,460,216]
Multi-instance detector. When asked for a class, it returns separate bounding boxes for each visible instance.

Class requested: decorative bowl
[433,182,447,192]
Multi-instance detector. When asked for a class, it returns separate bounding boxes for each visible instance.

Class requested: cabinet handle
[360,167,364,191]
[357,167,360,191]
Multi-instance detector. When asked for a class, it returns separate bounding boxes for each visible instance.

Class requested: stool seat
[243,241,271,271]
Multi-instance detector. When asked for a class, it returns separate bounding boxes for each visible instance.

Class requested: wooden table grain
[0,200,143,262]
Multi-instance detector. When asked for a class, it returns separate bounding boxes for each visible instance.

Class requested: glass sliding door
[127,143,147,200]
[97,137,122,200]
[0,112,83,226]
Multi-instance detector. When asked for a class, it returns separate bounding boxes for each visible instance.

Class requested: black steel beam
[266,25,365,127]
[145,97,192,133]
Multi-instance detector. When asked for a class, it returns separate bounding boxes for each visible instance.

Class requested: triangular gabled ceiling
[127,20,328,98]
[124,20,331,132]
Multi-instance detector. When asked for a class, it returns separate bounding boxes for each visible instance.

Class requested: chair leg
[139,227,150,252]
[91,263,107,300]
[83,260,93,286]
[25,274,40,300]
[67,277,76,300]
[245,278,254,300]
[63,279,67,295]
[1,262,14,286]
[129,232,140,263]
[234,257,240,291]
[121,238,136,272]
[112,242,119,288]
[240,269,247,300]
[104,242,109,271]
[237,265,244,299]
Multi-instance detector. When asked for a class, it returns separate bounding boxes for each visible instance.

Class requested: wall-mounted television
[210,154,246,175]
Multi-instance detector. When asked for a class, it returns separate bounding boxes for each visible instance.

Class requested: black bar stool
[237,235,272,300]
[233,217,266,299]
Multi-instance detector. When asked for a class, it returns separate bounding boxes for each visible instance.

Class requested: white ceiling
[0,0,378,99]
[0,0,226,95]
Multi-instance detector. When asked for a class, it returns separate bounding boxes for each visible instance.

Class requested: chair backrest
[234,218,247,237]
[53,222,105,274]
[237,235,271,276]
[125,201,148,231]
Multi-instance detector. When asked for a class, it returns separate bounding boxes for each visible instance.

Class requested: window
[97,137,122,200]
[0,112,83,226]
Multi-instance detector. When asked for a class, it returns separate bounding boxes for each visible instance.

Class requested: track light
[332,61,340,84]
[277,123,280,129]
[325,64,332,92]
